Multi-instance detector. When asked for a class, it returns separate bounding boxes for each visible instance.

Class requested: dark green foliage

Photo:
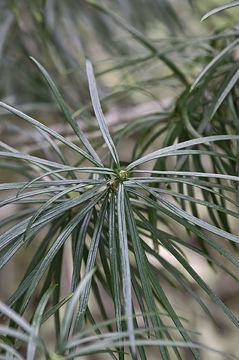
[1,1,239,359]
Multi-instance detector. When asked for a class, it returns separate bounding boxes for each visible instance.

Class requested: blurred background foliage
[1,0,239,359]
[1,0,238,159]
[0,0,230,105]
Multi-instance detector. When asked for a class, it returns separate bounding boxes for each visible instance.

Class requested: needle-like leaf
[30,57,103,167]
[0,102,100,166]
[58,269,95,352]
[201,1,239,21]
[126,135,239,170]
[117,184,136,359]
[27,285,56,360]
[73,196,108,333]
[86,60,120,167]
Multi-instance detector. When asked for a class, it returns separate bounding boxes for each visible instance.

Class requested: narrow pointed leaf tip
[209,68,239,121]
[201,1,239,21]
[29,56,103,167]
[86,60,120,167]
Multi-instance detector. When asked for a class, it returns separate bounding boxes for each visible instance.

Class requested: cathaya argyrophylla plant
[1,51,239,359]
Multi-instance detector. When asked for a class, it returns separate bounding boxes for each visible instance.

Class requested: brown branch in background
[1,99,171,154]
